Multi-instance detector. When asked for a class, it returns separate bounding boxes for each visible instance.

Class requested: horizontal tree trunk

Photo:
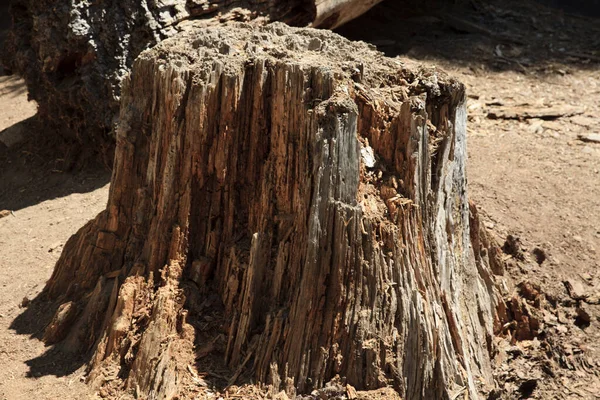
[2,0,383,159]
[40,22,504,399]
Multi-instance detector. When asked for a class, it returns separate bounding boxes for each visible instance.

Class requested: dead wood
[577,133,600,144]
[487,105,585,120]
[40,23,502,399]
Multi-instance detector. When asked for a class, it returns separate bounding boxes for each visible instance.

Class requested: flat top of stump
[139,22,463,99]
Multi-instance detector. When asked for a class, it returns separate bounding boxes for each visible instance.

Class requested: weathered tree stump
[3,0,383,156]
[41,23,503,399]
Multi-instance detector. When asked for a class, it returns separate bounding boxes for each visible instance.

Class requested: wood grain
[42,23,504,399]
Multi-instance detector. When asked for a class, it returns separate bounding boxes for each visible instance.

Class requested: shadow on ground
[0,75,28,97]
[336,0,600,73]
[10,297,89,378]
[1,114,110,377]
[0,115,111,211]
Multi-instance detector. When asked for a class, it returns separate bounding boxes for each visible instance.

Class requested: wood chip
[227,344,256,387]
[187,365,208,387]
[346,384,358,399]
[488,105,585,120]
[577,133,600,144]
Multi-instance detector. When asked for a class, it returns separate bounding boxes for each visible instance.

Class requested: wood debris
[577,133,600,144]
[488,105,585,120]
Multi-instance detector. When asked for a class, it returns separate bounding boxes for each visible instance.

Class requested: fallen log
[38,23,503,399]
[3,0,383,158]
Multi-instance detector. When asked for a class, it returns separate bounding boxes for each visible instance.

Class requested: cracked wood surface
[40,23,503,399]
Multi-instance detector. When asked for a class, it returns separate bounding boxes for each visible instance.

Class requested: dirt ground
[0,78,110,399]
[0,0,599,399]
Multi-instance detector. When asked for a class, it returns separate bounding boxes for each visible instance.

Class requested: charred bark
[40,23,503,399]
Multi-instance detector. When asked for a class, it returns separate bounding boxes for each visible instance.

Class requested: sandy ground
[0,0,599,398]
[0,77,109,399]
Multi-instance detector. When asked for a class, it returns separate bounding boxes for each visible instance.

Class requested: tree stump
[41,23,502,399]
[3,0,383,157]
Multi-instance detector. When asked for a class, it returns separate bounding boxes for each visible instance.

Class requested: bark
[2,0,383,158]
[41,23,504,399]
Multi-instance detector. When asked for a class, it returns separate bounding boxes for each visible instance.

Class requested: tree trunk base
[40,22,504,399]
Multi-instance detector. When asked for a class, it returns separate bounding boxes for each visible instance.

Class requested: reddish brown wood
[42,23,504,399]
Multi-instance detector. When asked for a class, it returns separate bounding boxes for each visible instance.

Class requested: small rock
[563,279,588,300]
[502,234,525,260]
[48,242,63,253]
[575,304,592,329]
[507,346,524,356]
[43,301,77,344]
[543,310,557,325]
[0,210,11,219]
[527,119,544,134]
[532,247,546,265]
[571,115,596,128]
[557,309,570,324]
[578,133,600,144]
[582,146,597,155]
[573,235,583,243]
[21,296,30,308]
[0,124,25,147]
